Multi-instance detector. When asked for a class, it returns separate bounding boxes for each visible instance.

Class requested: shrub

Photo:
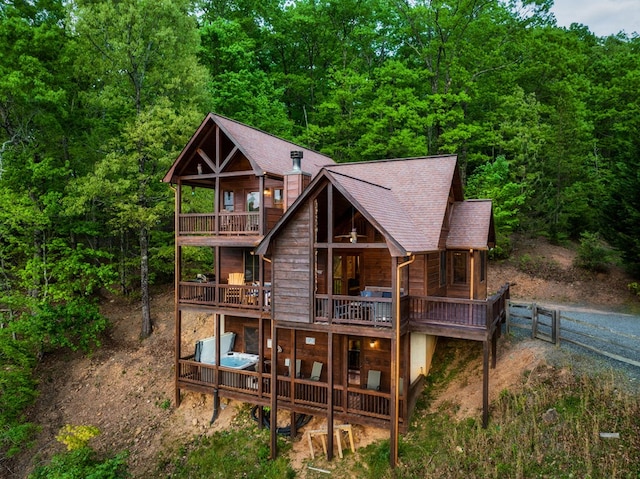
[56,424,100,451]
[574,232,611,272]
[12,299,108,354]
[29,425,128,479]
[29,447,129,479]
[0,329,39,457]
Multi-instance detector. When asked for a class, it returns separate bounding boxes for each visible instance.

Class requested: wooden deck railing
[178,212,260,235]
[178,357,270,396]
[313,285,509,333]
[314,295,401,328]
[177,359,405,423]
[409,283,510,331]
[178,282,271,311]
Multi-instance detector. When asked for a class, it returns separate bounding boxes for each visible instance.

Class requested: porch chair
[310,361,323,381]
[290,359,302,378]
[366,370,381,391]
[224,272,245,304]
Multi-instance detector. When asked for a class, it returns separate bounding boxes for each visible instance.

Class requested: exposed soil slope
[7,238,638,478]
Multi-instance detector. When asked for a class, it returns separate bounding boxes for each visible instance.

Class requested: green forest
[1,0,640,474]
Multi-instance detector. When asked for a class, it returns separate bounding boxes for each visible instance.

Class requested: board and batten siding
[272,202,313,323]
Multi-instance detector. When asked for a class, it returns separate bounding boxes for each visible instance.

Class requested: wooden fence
[507,301,640,368]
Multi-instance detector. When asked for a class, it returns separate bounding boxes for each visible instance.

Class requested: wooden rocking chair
[224,272,245,304]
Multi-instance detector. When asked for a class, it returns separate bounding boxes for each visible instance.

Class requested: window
[223,191,234,212]
[439,251,446,288]
[347,338,361,371]
[246,191,260,212]
[244,327,258,355]
[244,250,258,283]
[273,188,283,206]
[452,252,468,284]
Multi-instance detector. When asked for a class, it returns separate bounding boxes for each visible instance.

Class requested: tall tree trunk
[140,225,152,338]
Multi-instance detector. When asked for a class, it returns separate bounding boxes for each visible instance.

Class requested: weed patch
[357,341,640,478]
[158,410,294,479]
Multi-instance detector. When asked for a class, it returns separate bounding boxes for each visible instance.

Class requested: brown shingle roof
[257,155,494,257]
[163,114,333,183]
[325,156,460,254]
[213,115,333,176]
[446,200,494,249]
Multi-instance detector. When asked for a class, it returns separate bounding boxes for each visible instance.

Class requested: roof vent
[290,150,303,172]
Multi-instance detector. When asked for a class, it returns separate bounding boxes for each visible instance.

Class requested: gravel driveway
[508,302,640,385]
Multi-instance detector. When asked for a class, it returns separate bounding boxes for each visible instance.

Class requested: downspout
[391,253,415,468]
[469,249,474,300]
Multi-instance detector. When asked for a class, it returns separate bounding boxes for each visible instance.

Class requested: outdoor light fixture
[197,163,203,175]
[335,206,366,243]
[369,338,377,348]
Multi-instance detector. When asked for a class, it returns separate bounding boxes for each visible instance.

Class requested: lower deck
[175,284,510,430]
[177,357,423,431]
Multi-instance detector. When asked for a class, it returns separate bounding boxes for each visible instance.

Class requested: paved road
[508,302,640,383]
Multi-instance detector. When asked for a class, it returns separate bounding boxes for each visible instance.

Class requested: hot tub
[220,352,259,370]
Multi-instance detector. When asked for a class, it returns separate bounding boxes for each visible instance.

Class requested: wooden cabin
[163,114,509,467]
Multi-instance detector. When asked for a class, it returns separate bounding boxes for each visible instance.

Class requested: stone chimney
[284,151,311,210]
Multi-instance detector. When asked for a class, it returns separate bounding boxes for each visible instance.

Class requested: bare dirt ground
[7,237,639,478]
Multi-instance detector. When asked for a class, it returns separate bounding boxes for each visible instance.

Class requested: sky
[550,0,640,37]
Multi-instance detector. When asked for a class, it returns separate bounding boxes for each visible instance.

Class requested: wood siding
[219,247,244,283]
[472,250,488,300]
[361,249,392,288]
[272,202,312,323]
[426,252,446,296]
[408,255,426,297]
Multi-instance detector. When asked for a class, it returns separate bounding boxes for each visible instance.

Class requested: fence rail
[508,301,640,368]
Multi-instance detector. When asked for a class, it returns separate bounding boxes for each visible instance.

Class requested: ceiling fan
[335,207,366,243]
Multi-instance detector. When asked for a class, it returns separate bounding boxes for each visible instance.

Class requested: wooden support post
[258,407,264,430]
[174,183,181,406]
[482,339,489,428]
[175,309,181,406]
[290,411,297,439]
[491,330,498,369]
[270,325,278,459]
[327,331,334,460]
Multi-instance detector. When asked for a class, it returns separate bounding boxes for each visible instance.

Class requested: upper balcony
[177,184,284,239]
[179,280,271,313]
[178,211,260,235]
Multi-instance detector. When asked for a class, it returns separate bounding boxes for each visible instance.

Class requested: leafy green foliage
[574,232,612,272]
[0,328,39,458]
[29,447,129,479]
[466,156,527,257]
[11,299,108,354]
[56,424,101,451]
[30,422,128,478]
